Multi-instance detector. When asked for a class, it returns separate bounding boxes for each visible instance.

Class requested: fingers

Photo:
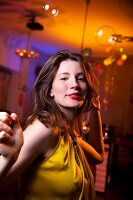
[0,131,11,143]
[0,112,23,160]
[10,113,21,129]
[0,112,11,126]
[0,112,11,125]
[0,121,12,135]
[10,113,23,151]
[10,113,18,123]
[0,112,21,144]
[90,95,100,110]
[0,112,20,131]
[92,95,100,101]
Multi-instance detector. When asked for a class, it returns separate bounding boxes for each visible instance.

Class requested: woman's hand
[0,112,23,188]
[90,95,100,111]
[0,112,23,162]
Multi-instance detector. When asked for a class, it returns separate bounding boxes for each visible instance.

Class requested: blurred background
[0,0,133,199]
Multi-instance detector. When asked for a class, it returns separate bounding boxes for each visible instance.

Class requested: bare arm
[77,96,105,165]
[0,114,55,192]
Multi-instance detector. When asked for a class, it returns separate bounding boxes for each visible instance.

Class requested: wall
[0,67,11,110]
[0,34,22,72]
[0,34,50,124]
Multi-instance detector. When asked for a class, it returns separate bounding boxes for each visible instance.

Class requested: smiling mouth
[67,93,81,100]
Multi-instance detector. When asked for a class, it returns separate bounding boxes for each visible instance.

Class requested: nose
[69,77,79,88]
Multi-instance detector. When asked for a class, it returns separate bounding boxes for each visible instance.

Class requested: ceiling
[0,0,133,57]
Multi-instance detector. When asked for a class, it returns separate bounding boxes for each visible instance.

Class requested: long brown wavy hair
[26,50,99,133]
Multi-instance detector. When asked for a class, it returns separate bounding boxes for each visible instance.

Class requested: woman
[0,50,104,199]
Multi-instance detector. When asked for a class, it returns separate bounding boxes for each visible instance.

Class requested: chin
[69,104,82,109]
[69,100,84,108]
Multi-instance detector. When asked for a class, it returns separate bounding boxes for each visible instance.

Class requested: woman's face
[50,59,88,112]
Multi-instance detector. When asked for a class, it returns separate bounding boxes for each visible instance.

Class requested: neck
[61,107,77,123]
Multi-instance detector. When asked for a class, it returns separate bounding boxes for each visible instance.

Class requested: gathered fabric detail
[69,132,96,200]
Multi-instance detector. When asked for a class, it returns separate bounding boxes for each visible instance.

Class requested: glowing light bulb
[121,54,127,60]
[43,4,50,10]
[117,59,124,66]
[51,8,58,16]
[119,47,124,53]
[97,29,103,37]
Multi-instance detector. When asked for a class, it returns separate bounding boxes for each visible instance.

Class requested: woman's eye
[77,77,86,81]
[60,77,68,80]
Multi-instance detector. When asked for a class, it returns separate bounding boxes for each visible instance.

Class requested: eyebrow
[59,72,69,76]
[59,72,85,77]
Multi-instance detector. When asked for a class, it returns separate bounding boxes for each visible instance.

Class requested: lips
[67,93,81,100]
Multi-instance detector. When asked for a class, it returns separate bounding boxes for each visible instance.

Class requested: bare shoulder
[23,119,56,155]
[24,119,53,137]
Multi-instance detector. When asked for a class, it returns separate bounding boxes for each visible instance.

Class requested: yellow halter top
[20,132,95,200]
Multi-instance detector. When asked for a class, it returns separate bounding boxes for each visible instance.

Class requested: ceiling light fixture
[15,32,39,59]
[42,3,59,17]
[95,25,116,46]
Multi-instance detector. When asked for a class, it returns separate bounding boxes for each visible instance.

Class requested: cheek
[52,84,66,96]
[52,86,66,104]
[82,84,88,94]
